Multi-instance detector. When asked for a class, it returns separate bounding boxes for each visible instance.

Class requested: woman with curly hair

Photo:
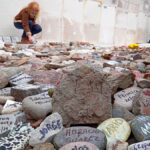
[14,2,42,44]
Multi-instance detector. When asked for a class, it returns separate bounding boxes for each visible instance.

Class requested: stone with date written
[53,126,106,149]
[132,89,150,115]
[114,87,140,111]
[59,142,99,150]
[29,112,63,146]
[130,115,150,141]
[22,92,52,120]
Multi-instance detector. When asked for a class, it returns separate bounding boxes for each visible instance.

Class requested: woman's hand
[28,35,33,43]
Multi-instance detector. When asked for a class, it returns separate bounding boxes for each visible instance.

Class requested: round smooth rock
[59,142,99,150]
[0,72,9,89]
[114,87,140,111]
[0,96,15,104]
[130,115,150,141]
[23,92,52,120]
[132,89,150,115]
[97,118,131,142]
[128,140,150,150]
[9,72,33,86]
[11,84,41,101]
[53,126,106,150]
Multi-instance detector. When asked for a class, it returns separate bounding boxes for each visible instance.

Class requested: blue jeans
[14,20,42,37]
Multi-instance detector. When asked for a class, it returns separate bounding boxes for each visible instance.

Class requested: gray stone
[114,87,140,111]
[132,89,150,115]
[53,126,106,150]
[23,92,52,120]
[9,72,33,86]
[11,84,41,101]
[33,143,56,150]
[29,112,63,147]
[128,140,150,150]
[130,115,150,141]
[59,142,99,150]
[112,105,135,121]
[52,63,112,126]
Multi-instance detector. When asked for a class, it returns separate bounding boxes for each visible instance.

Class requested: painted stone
[114,87,140,111]
[23,92,52,120]
[0,88,11,96]
[1,100,22,114]
[128,140,150,150]
[97,118,131,142]
[29,112,63,146]
[59,142,99,150]
[9,72,33,85]
[11,84,41,101]
[132,89,150,115]
[53,126,106,150]
[130,115,150,141]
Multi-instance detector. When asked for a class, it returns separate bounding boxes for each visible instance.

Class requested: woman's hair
[27,2,40,18]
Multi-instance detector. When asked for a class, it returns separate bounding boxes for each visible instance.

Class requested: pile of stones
[0,41,149,150]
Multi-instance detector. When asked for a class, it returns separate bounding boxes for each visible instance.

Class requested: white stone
[10,72,33,85]
[29,112,63,146]
[128,140,150,150]
[114,87,141,111]
[97,118,131,143]
[0,88,11,96]
[23,92,52,120]
[2,100,22,114]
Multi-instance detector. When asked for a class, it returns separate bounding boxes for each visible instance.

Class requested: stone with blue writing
[59,142,99,150]
[2,100,22,114]
[29,112,63,146]
[9,72,33,86]
[97,118,131,143]
[11,84,41,101]
[128,140,150,150]
[132,89,150,115]
[114,87,140,111]
[53,126,106,149]
[22,92,52,120]
[130,115,150,141]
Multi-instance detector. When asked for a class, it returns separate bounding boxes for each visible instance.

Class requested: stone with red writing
[29,112,63,146]
[22,92,52,120]
[128,140,150,150]
[132,89,150,115]
[53,127,106,149]
[59,142,99,150]
[97,118,131,143]
[130,115,150,141]
[11,84,41,101]
[9,72,33,86]
[114,87,141,111]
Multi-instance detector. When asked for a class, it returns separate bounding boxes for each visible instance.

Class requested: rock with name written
[114,87,140,111]
[132,89,150,115]
[11,84,41,101]
[23,92,52,120]
[0,114,15,135]
[2,100,22,114]
[97,118,131,143]
[29,112,63,146]
[59,142,99,150]
[130,115,150,141]
[128,140,150,150]
[9,72,33,86]
[53,126,106,150]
